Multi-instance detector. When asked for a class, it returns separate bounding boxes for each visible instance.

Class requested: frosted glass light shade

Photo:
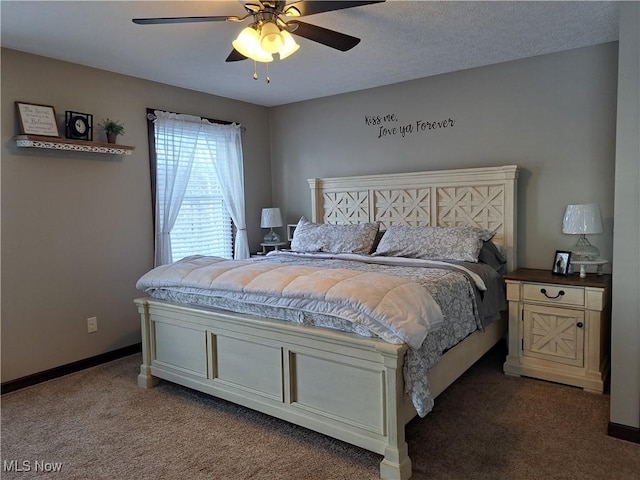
[232,26,273,62]
[260,22,284,54]
[278,31,300,59]
[231,23,298,67]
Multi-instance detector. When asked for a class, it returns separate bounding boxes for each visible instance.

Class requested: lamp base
[263,228,281,244]
[571,235,600,261]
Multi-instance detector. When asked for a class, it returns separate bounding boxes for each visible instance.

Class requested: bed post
[134,298,159,389]
[307,178,323,223]
[500,165,519,272]
[378,343,412,480]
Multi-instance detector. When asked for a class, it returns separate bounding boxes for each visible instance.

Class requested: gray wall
[1,49,271,382]
[611,2,640,431]
[269,43,618,272]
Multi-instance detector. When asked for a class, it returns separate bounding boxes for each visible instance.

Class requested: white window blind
[155,124,233,261]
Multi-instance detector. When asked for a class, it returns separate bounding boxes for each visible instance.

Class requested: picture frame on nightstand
[287,224,297,241]
[552,250,571,276]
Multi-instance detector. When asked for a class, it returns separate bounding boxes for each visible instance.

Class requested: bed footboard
[135,297,415,480]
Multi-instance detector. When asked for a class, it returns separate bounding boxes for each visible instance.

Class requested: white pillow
[373,225,494,262]
[290,217,379,254]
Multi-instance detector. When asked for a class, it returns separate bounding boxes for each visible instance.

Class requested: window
[155,132,232,260]
[148,109,249,266]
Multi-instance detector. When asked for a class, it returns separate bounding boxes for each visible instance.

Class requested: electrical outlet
[87,317,98,333]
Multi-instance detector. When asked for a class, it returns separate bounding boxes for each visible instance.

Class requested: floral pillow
[373,225,495,262]
[290,217,379,254]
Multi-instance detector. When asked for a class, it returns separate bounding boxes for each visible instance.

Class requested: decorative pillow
[290,217,379,254]
[373,225,495,262]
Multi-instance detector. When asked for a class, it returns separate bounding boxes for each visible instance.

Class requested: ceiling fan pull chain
[253,60,259,80]
[266,63,270,84]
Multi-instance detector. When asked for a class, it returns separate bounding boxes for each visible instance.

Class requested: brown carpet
[2,342,638,480]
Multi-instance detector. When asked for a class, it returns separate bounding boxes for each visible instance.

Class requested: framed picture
[552,250,571,276]
[287,224,297,241]
[15,102,60,137]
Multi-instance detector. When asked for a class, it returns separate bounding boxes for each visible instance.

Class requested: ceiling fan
[133,1,385,65]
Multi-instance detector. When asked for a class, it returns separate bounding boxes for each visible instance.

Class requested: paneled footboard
[135,297,415,480]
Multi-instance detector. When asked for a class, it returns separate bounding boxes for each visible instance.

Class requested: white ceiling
[0,1,620,107]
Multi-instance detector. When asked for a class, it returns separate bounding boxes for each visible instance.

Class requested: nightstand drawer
[522,283,584,307]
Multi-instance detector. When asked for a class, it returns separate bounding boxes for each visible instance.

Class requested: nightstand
[503,268,611,393]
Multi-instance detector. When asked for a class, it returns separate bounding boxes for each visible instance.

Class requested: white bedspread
[137,255,444,349]
[266,251,487,291]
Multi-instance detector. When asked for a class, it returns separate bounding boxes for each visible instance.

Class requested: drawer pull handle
[540,288,565,299]
[577,322,584,328]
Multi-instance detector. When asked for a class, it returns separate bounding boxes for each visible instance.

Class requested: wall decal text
[364,113,455,139]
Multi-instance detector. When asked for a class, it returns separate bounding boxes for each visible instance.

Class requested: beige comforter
[136,255,444,349]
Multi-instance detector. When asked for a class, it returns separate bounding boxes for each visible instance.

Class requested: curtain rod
[146,110,246,132]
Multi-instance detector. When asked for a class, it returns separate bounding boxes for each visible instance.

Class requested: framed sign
[15,102,60,137]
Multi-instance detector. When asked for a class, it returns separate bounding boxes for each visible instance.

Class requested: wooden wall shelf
[14,135,135,155]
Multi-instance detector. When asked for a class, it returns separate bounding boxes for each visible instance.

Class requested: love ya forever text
[364,113,456,139]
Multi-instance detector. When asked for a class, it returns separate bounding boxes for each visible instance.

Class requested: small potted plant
[98,118,125,144]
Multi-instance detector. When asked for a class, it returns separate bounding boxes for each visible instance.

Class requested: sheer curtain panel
[153,111,200,266]
[202,121,250,259]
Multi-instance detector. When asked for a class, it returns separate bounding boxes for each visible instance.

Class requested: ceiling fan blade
[132,16,231,25]
[226,49,247,62]
[289,21,360,52]
[285,1,385,17]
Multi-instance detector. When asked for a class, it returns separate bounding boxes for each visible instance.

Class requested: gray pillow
[478,240,507,274]
[290,217,379,254]
[373,225,494,262]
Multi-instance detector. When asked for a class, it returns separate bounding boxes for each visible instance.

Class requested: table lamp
[562,203,603,260]
[261,207,283,243]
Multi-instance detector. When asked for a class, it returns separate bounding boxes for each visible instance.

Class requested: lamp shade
[562,204,603,234]
[261,208,283,228]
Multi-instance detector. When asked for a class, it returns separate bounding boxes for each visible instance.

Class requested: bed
[134,164,519,480]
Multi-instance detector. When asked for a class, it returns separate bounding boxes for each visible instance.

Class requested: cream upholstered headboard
[307,165,519,272]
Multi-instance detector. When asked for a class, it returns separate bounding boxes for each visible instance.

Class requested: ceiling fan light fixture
[283,6,301,17]
[232,25,273,62]
[278,30,299,60]
[260,21,284,54]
